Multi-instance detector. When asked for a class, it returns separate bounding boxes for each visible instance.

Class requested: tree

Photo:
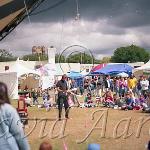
[22,54,48,61]
[111,45,150,63]
[55,53,65,63]
[66,53,99,64]
[100,57,111,63]
[0,49,17,62]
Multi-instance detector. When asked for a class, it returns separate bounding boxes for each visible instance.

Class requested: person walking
[56,74,69,120]
[0,82,30,150]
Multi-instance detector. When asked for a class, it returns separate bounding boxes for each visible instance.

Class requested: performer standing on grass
[56,74,69,120]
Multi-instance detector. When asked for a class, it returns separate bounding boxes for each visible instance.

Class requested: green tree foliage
[66,53,99,64]
[111,45,150,63]
[0,49,17,62]
[22,54,48,61]
[55,53,65,63]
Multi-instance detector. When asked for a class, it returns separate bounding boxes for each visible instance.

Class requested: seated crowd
[80,74,150,113]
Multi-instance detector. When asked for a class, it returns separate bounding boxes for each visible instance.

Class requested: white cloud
[0,19,150,58]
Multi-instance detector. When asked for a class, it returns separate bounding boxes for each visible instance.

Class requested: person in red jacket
[103,90,115,108]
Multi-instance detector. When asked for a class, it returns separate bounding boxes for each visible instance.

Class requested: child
[67,92,74,107]
[42,90,50,102]
[119,77,126,98]
[133,98,141,110]
[84,93,94,107]
[42,90,51,111]
[134,94,146,110]
[25,93,32,107]
[143,93,150,112]
[103,91,115,108]
[39,141,52,150]
[32,88,39,105]
[95,96,102,106]
[113,94,121,107]
[121,93,134,110]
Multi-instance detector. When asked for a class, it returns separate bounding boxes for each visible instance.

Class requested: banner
[41,76,55,90]
[40,63,56,90]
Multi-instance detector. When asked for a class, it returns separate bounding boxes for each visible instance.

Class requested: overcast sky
[1,0,150,59]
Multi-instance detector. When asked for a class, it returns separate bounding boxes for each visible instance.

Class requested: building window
[5,66,9,71]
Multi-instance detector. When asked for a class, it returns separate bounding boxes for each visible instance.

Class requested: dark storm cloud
[29,0,150,28]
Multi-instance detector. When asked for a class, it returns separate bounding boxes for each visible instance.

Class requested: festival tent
[134,60,150,71]
[91,64,106,72]
[67,71,83,87]
[92,64,133,75]
[67,71,83,79]
[117,72,129,77]
[2,61,41,97]
[133,60,150,78]
[8,62,40,77]
[80,69,89,76]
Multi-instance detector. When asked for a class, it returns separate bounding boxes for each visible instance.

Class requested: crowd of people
[21,74,150,114]
[79,74,150,112]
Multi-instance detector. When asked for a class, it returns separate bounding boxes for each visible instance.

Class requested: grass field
[12,98,150,150]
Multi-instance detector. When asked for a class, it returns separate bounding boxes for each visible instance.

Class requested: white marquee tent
[134,60,150,71]
[8,62,40,77]
[0,61,41,99]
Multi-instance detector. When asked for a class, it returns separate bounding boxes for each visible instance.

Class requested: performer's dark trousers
[58,96,69,119]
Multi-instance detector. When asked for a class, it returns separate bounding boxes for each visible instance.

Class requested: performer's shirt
[56,79,68,97]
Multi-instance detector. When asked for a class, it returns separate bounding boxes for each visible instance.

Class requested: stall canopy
[117,72,129,77]
[80,69,89,76]
[91,64,106,72]
[134,60,150,71]
[92,64,133,75]
[67,71,83,87]
[67,71,83,79]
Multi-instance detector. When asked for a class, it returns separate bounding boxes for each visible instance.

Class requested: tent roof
[117,72,129,77]
[8,62,40,77]
[91,64,106,72]
[80,69,89,76]
[92,64,133,75]
[67,71,83,79]
[134,60,150,71]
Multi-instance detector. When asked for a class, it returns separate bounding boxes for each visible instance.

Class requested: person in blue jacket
[0,82,30,150]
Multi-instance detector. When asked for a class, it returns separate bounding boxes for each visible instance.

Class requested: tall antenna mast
[75,0,80,21]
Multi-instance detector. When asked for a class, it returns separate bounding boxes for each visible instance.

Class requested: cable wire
[30,0,68,16]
